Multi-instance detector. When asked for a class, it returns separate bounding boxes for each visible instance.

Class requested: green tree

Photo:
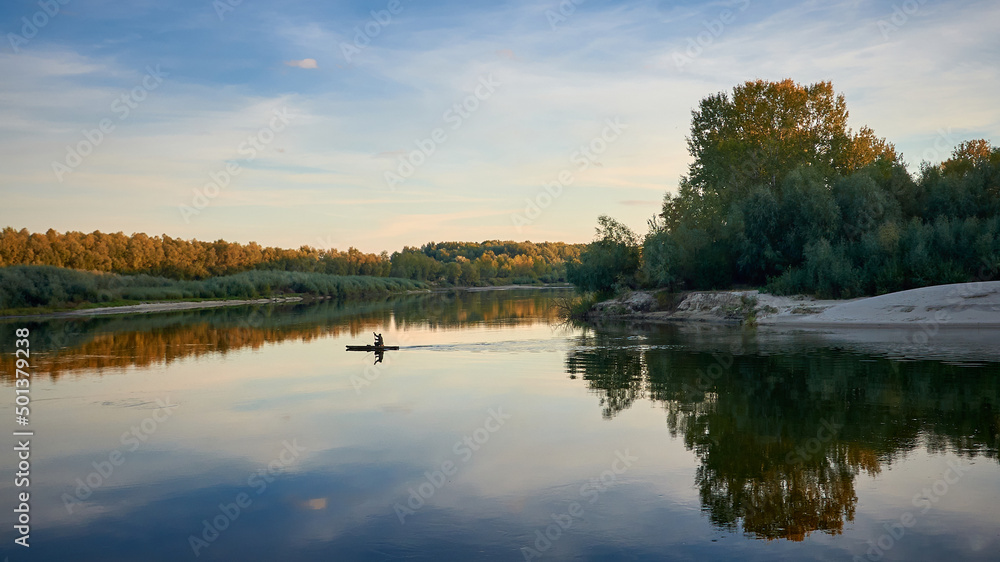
[642,220,679,289]
[685,79,897,210]
[567,216,641,294]
[733,186,781,283]
[653,79,900,290]
[776,166,841,266]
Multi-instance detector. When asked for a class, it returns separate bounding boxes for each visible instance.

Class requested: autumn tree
[650,79,906,287]
[940,139,995,176]
[668,79,898,229]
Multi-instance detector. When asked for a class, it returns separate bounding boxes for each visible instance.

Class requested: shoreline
[448,283,573,292]
[585,281,1000,328]
[0,296,310,320]
[1,283,573,320]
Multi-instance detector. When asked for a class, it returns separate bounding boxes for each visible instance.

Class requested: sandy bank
[759,281,1000,327]
[590,281,1000,328]
[4,296,306,319]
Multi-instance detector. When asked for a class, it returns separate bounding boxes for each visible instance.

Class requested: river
[1,289,997,561]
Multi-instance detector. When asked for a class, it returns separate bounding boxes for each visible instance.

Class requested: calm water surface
[1,289,998,561]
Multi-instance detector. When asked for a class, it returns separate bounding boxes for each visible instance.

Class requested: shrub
[0,266,428,310]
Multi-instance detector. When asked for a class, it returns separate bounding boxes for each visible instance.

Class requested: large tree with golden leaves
[664,79,897,232]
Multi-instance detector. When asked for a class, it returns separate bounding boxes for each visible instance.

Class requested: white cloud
[2,1,998,251]
[284,58,318,69]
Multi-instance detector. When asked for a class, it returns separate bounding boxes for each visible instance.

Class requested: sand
[588,282,1000,363]
[591,281,1000,328]
[758,281,1000,327]
[7,296,306,319]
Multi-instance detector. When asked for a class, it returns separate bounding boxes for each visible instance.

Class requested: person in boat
[373,332,384,347]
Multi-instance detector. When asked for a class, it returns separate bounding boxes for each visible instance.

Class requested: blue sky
[1,0,998,253]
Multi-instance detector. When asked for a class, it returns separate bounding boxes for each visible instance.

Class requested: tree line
[0,266,427,311]
[0,229,390,279]
[0,229,584,286]
[570,79,1000,298]
[390,241,583,285]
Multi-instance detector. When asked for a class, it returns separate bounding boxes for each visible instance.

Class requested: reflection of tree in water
[565,336,646,419]
[565,328,999,541]
[0,290,571,381]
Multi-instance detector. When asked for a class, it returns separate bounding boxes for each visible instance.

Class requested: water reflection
[566,324,1000,541]
[0,290,567,381]
[0,291,997,560]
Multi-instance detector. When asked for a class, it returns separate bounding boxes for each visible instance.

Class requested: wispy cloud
[284,58,318,69]
[0,0,997,251]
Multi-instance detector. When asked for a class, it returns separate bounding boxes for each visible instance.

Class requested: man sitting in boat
[373,332,384,347]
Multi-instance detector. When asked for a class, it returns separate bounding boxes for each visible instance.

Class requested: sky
[1,0,998,254]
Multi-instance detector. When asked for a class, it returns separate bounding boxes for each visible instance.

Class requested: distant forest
[570,79,1000,298]
[0,229,584,286]
[0,233,583,310]
[0,267,428,311]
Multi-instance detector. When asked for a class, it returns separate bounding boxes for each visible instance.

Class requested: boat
[346,345,400,351]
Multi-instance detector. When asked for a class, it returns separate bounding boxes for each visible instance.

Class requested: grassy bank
[0,265,428,312]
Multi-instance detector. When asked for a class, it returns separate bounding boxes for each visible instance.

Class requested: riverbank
[457,283,572,292]
[586,281,1000,327]
[0,296,312,319]
[1,283,573,319]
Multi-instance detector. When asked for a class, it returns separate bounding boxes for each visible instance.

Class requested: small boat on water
[346,332,398,352]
